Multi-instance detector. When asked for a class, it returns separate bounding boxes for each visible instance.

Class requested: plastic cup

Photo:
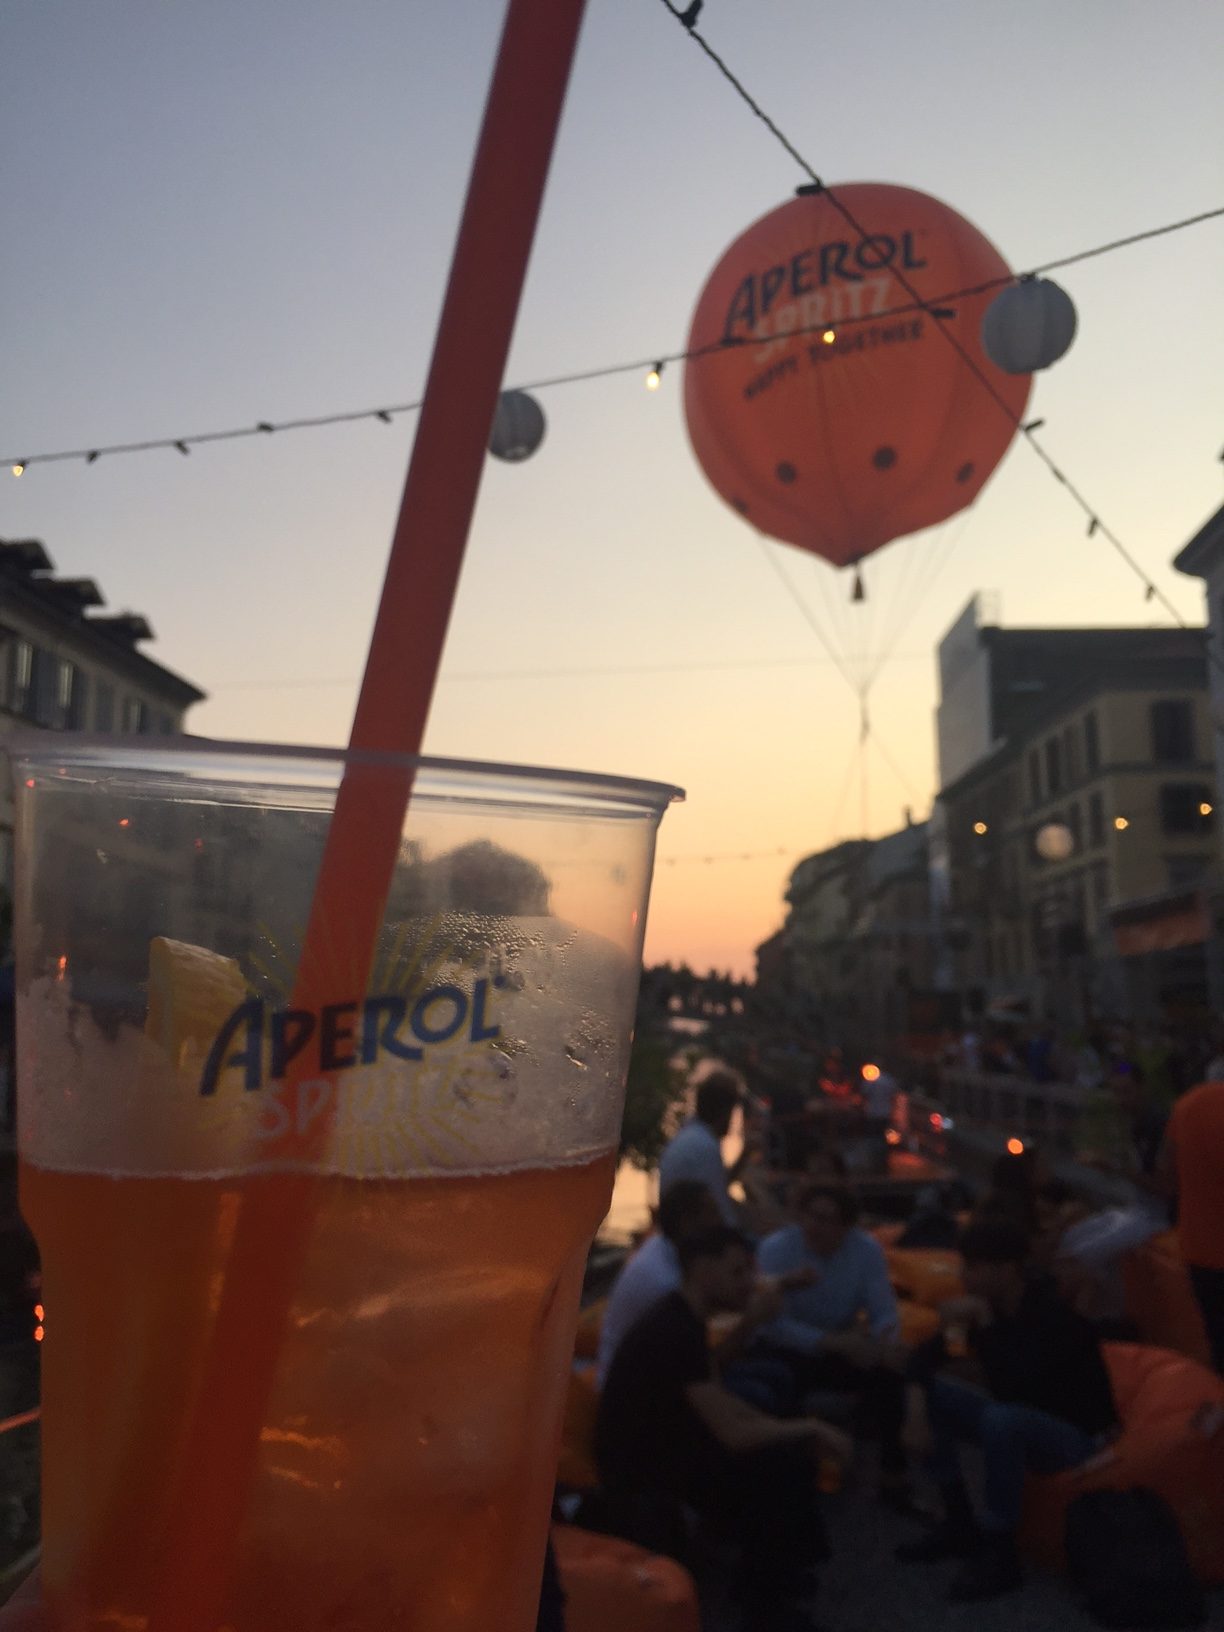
[12,738,679,1631]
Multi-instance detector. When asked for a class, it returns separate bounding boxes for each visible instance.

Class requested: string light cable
[3,205,1219,475]
[655,0,1215,625]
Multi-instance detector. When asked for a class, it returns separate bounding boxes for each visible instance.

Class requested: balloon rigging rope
[755,539,923,829]
[864,511,975,694]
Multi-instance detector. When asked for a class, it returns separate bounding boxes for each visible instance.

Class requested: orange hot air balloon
[683,183,1032,573]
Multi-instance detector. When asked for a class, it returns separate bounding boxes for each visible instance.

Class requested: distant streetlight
[973,821,988,836]
[1114,816,1129,832]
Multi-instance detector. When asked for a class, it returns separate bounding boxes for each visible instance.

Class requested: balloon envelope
[683,183,1032,570]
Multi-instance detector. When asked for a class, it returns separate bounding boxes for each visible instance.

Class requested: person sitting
[753,1184,911,1505]
[898,1217,1118,1601]
[658,1072,755,1227]
[595,1225,851,1632]
[596,1180,791,1402]
[598,1182,721,1389]
[971,1146,1048,1239]
[898,1180,973,1250]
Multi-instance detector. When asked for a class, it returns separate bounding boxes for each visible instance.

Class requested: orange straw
[146,2,590,1623]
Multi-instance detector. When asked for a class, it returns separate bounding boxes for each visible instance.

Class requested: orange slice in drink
[146,935,248,1071]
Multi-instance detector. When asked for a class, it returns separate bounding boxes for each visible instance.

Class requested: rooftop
[0,537,205,704]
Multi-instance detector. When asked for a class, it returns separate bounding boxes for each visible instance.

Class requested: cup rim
[7,731,685,815]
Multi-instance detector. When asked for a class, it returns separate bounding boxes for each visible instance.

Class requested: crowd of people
[582,1060,1224,1632]
[946,1017,1224,1101]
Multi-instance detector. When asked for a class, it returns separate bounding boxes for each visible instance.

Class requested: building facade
[0,537,206,1135]
[1173,502,1224,816]
[0,536,205,894]
[758,817,933,1054]
[933,597,1219,1026]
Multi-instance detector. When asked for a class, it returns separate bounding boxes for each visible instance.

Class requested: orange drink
[13,742,678,1630]
[27,1157,614,1630]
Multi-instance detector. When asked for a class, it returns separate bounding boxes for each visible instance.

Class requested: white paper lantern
[1035,821,1075,862]
[488,390,546,462]
[981,278,1077,374]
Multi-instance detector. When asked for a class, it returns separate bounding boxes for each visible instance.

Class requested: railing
[922,1067,1087,1154]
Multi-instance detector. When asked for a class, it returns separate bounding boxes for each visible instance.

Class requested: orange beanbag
[1020,1344,1224,1583]
[552,1525,701,1632]
[886,1247,964,1308]
[557,1366,600,1492]
[1122,1239,1210,1367]
[898,1300,941,1347]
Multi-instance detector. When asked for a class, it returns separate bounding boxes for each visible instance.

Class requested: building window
[1159,783,1214,836]
[1067,802,1082,854]
[11,640,34,716]
[31,649,59,727]
[1045,736,1063,795]
[1088,792,1105,848]
[1062,726,1079,785]
[94,682,114,732]
[1151,699,1195,763]
[55,660,87,729]
[1028,749,1041,807]
[121,696,143,733]
[1084,710,1100,773]
[1167,855,1208,889]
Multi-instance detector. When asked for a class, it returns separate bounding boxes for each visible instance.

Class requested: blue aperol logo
[199,977,504,1096]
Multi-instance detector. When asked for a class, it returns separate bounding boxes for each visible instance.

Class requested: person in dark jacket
[897,1218,1117,1602]
[596,1225,851,1632]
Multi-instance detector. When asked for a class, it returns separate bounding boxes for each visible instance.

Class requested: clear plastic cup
[12,738,679,1631]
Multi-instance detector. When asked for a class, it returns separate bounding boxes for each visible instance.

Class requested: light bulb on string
[646,361,664,391]
[11,463,24,478]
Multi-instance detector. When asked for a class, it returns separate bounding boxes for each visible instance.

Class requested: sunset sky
[3,1,1223,976]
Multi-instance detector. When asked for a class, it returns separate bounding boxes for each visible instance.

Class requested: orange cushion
[898,1300,941,1347]
[573,1299,606,1361]
[556,1367,600,1492]
[1106,1341,1224,1430]
[886,1247,964,1308]
[1020,1344,1224,1583]
[1122,1242,1211,1366]
[552,1525,701,1632]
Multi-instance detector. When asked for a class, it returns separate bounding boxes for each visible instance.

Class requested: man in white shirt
[597,1180,722,1387]
[658,1073,753,1226]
